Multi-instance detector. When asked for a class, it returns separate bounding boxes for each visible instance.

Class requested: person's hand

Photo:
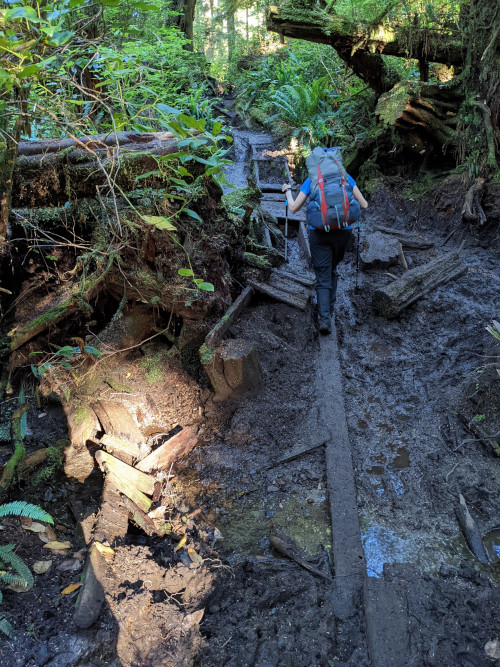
[281,183,291,193]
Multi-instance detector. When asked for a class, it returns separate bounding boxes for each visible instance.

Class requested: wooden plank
[247,278,309,310]
[298,221,312,265]
[268,273,311,301]
[100,433,146,466]
[93,476,130,543]
[136,427,199,473]
[273,267,315,288]
[205,286,254,348]
[95,450,155,495]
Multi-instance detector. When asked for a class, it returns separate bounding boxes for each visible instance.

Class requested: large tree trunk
[11,132,187,208]
[171,0,197,48]
[267,0,500,171]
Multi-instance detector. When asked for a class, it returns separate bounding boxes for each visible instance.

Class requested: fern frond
[0,571,30,588]
[0,501,53,524]
[0,615,13,638]
[0,547,33,589]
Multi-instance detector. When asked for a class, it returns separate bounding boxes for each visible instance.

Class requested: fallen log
[373,225,434,249]
[269,535,332,581]
[135,426,198,473]
[455,494,489,564]
[12,131,191,208]
[372,246,467,318]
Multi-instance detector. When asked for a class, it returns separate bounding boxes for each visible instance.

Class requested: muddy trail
[0,113,499,667]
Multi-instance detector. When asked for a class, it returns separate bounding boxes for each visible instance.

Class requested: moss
[249,107,269,126]
[199,342,215,365]
[104,377,133,393]
[73,406,91,427]
[243,252,272,271]
[140,351,165,385]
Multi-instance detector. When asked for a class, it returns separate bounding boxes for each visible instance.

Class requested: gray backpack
[306,147,360,231]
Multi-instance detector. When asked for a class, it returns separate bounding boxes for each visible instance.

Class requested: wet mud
[0,121,499,666]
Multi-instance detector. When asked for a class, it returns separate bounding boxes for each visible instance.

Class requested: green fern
[0,501,53,524]
[31,447,63,486]
[0,615,13,638]
[0,545,33,589]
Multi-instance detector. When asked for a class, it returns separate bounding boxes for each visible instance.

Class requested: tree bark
[12,132,186,208]
[171,0,197,48]
[372,247,467,318]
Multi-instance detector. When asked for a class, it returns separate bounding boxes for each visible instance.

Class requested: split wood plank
[120,495,158,536]
[247,278,309,310]
[107,472,152,513]
[100,433,145,466]
[372,225,434,249]
[95,450,155,496]
[298,221,312,265]
[92,400,145,445]
[372,247,467,318]
[205,286,254,348]
[274,266,315,288]
[93,475,130,544]
[135,426,198,473]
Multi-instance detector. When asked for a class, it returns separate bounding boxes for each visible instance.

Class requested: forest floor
[0,117,499,667]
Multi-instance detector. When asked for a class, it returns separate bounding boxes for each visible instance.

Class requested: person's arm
[352,185,368,209]
[282,183,307,214]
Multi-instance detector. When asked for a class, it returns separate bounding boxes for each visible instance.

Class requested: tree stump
[202,338,263,401]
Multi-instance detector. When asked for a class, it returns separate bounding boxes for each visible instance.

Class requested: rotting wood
[93,401,145,446]
[120,495,159,536]
[19,448,49,473]
[247,278,310,310]
[201,339,263,401]
[135,426,198,473]
[298,221,312,265]
[12,132,198,208]
[268,270,312,300]
[100,434,146,466]
[455,412,499,456]
[205,286,254,348]
[93,475,130,544]
[106,471,152,513]
[95,450,155,496]
[372,225,434,249]
[455,494,489,564]
[372,246,467,318]
[269,535,332,581]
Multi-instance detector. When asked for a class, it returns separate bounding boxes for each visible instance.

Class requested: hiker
[282,152,368,335]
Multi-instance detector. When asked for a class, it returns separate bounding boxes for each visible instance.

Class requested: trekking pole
[284,198,289,262]
[355,218,361,293]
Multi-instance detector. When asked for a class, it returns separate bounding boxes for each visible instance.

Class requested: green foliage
[0,501,53,637]
[31,447,64,486]
[0,501,54,524]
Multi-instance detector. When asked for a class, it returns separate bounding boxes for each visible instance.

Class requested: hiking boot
[317,288,332,335]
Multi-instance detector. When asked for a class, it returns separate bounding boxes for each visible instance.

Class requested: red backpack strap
[335,160,350,223]
[317,164,328,225]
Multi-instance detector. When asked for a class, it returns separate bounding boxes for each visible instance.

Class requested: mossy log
[372,247,467,318]
[12,131,193,208]
[267,2,464,95]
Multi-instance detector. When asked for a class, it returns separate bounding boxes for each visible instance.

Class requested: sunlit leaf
[142,215,176,231]
[173,534,187,552]
[178,268,193,277]
[198,282,214,292]
[61,582,82,595]
[212,121,222,136]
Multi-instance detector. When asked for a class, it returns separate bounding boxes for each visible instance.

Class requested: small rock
[267,485,278,493]
[485,639,500,660]
[360,232,401,270]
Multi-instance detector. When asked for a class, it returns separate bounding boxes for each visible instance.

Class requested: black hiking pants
[309,228,352,291]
